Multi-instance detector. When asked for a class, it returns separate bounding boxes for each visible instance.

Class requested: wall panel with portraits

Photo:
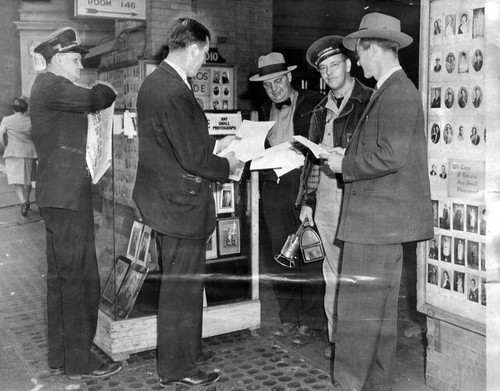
[419,0,500,336]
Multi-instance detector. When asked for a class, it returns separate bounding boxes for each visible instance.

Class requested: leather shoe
[159,370,220,387]
[273,322,298,337]
[21,202,28,217]
[291,325,316,345]
[50,366,65,376]
[195,350,215,364]
[67,362,122,380]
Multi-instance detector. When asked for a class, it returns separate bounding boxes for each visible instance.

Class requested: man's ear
[345,58,352,73]
[287,72,292,83]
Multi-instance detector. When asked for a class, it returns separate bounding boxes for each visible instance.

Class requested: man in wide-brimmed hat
[250,52,325,345]
[297,35,372,359]
[320,13,433,390]
[30,27,121,380]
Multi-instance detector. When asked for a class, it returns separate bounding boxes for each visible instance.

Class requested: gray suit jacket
[338,70,433,244]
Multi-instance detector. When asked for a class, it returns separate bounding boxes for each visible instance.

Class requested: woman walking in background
[0,96,37,216]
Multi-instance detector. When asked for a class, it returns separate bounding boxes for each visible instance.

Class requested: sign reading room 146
[74,0,146,20]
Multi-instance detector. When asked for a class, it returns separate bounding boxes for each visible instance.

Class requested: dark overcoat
[338,70,434,244]
[133,62,229,239]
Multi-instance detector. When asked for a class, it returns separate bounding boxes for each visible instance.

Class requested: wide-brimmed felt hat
[306,35,347,68]
[34,27,88,60]
[249,52,297,82]
[342,12,413,51]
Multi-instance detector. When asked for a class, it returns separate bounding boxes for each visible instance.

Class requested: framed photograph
[206,229,217,260]
[216,182,235,214]
[427,263,438,286]
[136,225,152,265]
[126,221,144,261]
[101,256,132,306]
[218,217,241,256]
[115,263,149,319]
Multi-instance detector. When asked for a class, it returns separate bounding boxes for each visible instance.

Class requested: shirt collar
[376,66,402,89]
[165,59,191,89]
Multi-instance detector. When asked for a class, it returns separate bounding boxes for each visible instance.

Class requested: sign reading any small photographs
[448,159,485,201]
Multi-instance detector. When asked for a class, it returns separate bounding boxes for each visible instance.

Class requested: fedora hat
[34,27,88,60]
[249,52,297,82]
[306,35,347,68]
[342,12,413,51]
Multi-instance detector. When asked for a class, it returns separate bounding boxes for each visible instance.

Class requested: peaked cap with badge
[306,35,347,69]
[34,27,88,60]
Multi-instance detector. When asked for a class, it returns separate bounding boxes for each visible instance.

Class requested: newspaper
[86,103,115,184]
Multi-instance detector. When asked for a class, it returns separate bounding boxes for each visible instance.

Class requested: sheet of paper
[218,120,275,162]
[293,135,329,158]
[86,103,115,184]
[250,141,305,178]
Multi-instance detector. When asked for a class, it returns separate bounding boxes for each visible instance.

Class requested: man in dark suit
[30,27,121,379]
[321,13,433,390]
[298,35,372,358]
[132,18,242,388]
[249,52,324,345]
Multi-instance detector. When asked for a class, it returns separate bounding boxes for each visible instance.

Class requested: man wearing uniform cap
[297,36,372,360]
[320,13,433,390]
[249,53,325,345]
[30,27,121,380]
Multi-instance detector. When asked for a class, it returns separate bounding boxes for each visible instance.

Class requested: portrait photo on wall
[445,52,456,74]
[467,274,479,303]
[466,204,479,233]
[481,277,486,306]
[431,200,439,227]
[430,87,441,108]
[467,240,479,270]
[457,51,469,74]
[472,86,482,108]
[457,87,468,108]
[444,87,454,108]
[218,217,241,256]
[115,263,149,319]
[444,14,456,37]
[441,269,451,290]
[452,203,464,231]
[454,237,465,266]
[430,123,440,144]
[126,220,144,262]
[432,17,442,39]
[479,206,486,236]
[443,123,453,145]
[457,11,469,36]
[439,202,450,230]
[472,7,485,38]
[441,234,452,262]
[472,49,483,72]
[206,229,218,260]
[428,263,438,286]
[480,242,486,271]
[454,270,465,294]
[216,182,235,214]
[429,236,439,260]
[136,225,152,265]
[100,256,132,307]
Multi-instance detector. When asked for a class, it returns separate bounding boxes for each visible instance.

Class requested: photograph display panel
[424,0,490,324]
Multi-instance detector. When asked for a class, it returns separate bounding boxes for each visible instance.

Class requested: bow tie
[275,98,292,110]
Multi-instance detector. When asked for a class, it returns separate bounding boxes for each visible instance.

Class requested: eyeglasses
[318,60,345,73]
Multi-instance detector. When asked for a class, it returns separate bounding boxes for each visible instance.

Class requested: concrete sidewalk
[0,160,432,391]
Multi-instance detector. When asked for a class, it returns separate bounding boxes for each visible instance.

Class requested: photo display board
[420,0,500,331]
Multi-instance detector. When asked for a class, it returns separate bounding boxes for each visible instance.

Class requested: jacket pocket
[166,174,203,206]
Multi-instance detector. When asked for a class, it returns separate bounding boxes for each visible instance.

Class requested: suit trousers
[315,173,343,343]
[40,181,101,375]
[157,234,206,380]
[334,242,403,391]
[262,171,325,330]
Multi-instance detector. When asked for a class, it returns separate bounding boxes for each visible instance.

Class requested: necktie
[335,97,344,108]
[275,97,292,110]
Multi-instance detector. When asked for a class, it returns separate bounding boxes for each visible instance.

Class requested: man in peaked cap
[297,35,372,359]
[250,53,325,345]
[320,13,433,390]
[30,27,121,379]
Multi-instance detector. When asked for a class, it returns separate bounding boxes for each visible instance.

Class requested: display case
[91,59,260,361]
[418,0,500,336]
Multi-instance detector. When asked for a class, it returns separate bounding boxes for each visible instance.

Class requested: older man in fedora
[298,36,372,359]
[320,13,433,390]
[250,53,325,344]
